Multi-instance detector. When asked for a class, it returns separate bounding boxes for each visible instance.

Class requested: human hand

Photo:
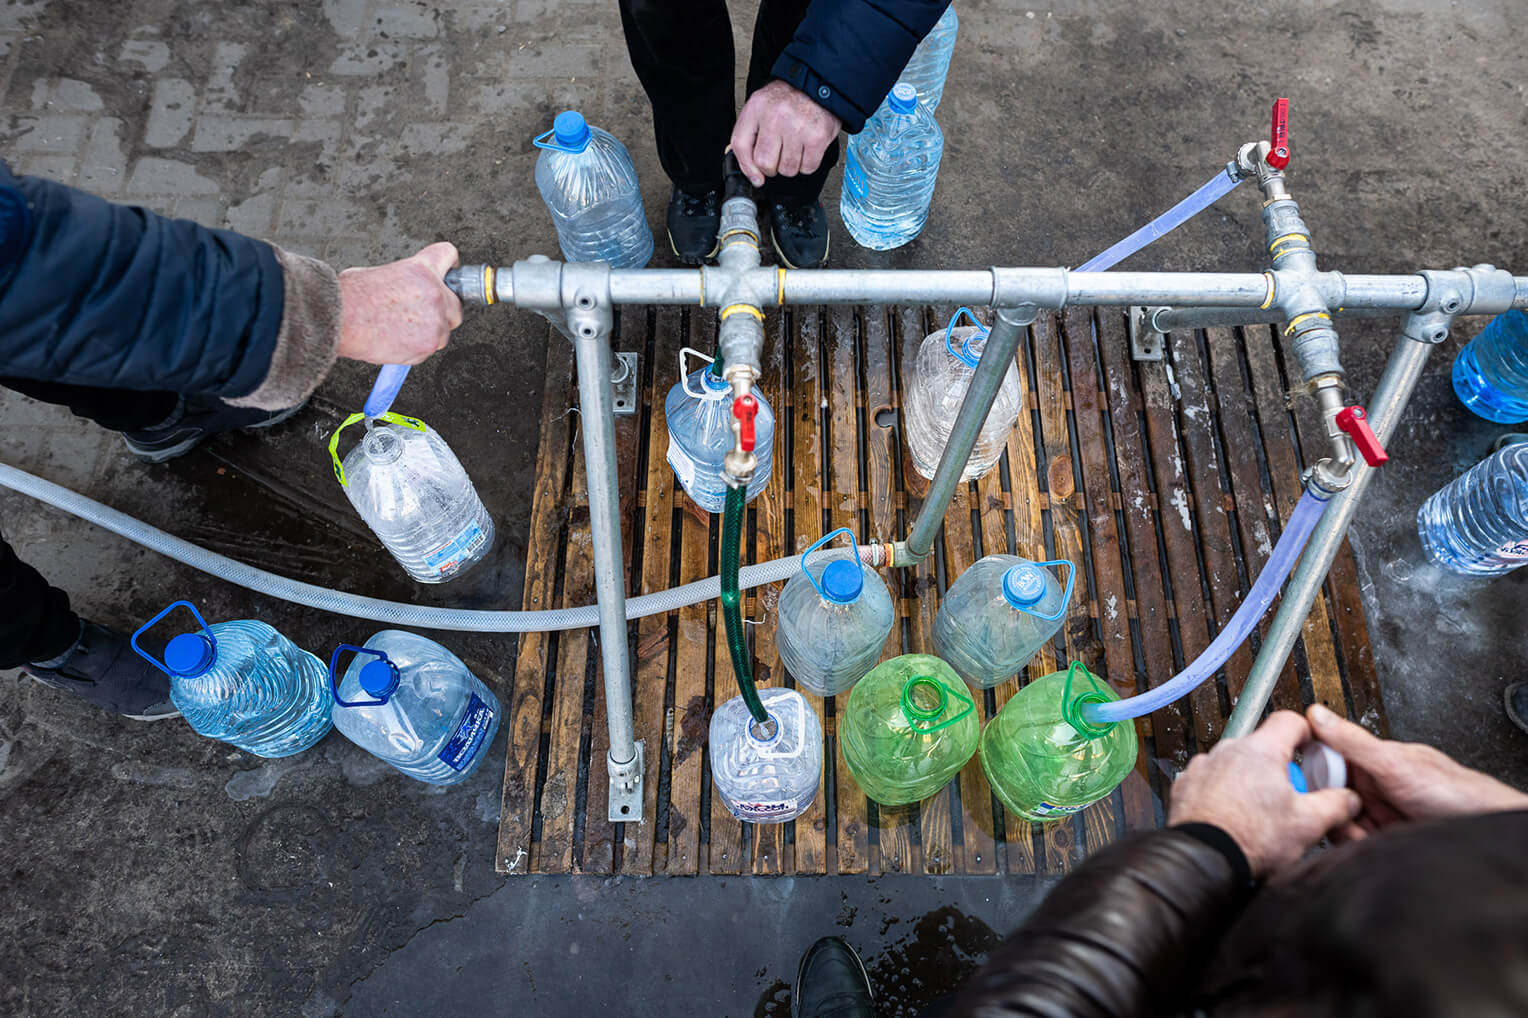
[1168,711,1361,879]
[730,80,842,188]
[336,242,463,365]
[1307,703,1528,842]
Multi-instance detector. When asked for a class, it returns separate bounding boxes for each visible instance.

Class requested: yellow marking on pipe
[482,265,496,305]
[777,267,785,306]
[1268,232,1309,254]
[721,303,764,322]
[721,229,760,245]
[1260,272,1276,310]
[1284,311,1331,336]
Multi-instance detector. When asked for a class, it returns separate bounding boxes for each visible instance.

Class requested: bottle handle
[130,600,215,677]
[532,128,585,154]
[1061,660,1113,738]
[900,675,975,733]
[679,346,722,400]
[1012,559,1076,623]
[944,307,991,369]
[800,527,863,600]
[328,411,429,487]
[327,644,394,708]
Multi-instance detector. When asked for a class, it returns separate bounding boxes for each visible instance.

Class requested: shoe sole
[24,669,182,721]
[668,226,719,267]
[123,400,307,464]
[792,938,874,1018]
[771,226,830,271]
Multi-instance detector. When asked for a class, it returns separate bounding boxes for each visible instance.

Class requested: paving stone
[118,39,171,73]
[276,196,377,238]
[330,40,411,76]
[373,5,441,39]
[11,113,87,152]
[126,157,220,195]
[472,41,599,79]
[77,116,126,194]
[420,46,449,115]
[225,168,282,235]
[285,119,345,197]
[191,115,294,152]
[297,82,348,119]
[398,121,472,155]
[29,76,103,111]
[0,0,45,32]
[172,195,224,226]
[321,0,372,39]
[201,41,247,113]
[10,153,76,181]
[144,78,197,148]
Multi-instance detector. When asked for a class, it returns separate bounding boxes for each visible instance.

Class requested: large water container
[933,556,1074,688]
[895,4,958,112]
[328,631,501,785]
[330,411,495,584]
[903,308,1023,482]
[533,110,653,268]
[840,83,943,251]
[776,529,895,696]
[1452,310,1528,424]
[664,347,775,512]
[1416,442,1528,576]
[839,654,979,805]
[979,662,1136,821]
[131,600,332,758]
[709,686,823,823]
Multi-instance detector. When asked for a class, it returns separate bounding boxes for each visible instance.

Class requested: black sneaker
[121,395,306,464]
[770,198,830,269]
[666,185,721,266]
[24,621,180,721]
[793,936,874,1018]
[1506,683,1528,736]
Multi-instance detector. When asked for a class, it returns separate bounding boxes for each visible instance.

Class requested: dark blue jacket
[773,0,953,133]
[0,159,285,398]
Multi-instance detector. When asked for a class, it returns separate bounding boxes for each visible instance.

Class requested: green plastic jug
[979,661,1137,821]
[839,654,979,805]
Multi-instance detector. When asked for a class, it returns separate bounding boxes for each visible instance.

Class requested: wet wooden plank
[497,336,574,876]
[709,589,746,875]
[970,467,1018,873]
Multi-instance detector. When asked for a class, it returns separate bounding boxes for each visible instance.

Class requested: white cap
[1298,740,1348,791]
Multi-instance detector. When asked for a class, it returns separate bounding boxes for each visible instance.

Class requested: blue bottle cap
[887,83,917,115]
[552,110,591,150]
[702,368,731,392]
[1002,563,1047,609]
[165,632,215,676]
[359,658,401,698]
[820,559,864,604]
[1288,761,1308,794]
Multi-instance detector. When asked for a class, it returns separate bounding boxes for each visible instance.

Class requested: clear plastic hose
[0,462,806,633]
[1083,488,1328,725]
[1075,168,1242,273]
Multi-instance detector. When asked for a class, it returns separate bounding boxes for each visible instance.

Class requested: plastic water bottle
[978,662,1136,821]
[533,110,653,268]
[1452,311,1528,424]
[664,348,774,512]
[330,412,495,584]
[1416,443,1528,576]
[131,601,332,758]
[903,308,1022,482]
[840,83,943,251]
[933,557,1074,688]
[895,4,958,112]
[839,654,979,806]
[776,529,895,696]
[328,631,501,785]
[709,686,823,823]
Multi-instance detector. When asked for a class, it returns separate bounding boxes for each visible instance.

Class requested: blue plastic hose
[1075,168,1242,273]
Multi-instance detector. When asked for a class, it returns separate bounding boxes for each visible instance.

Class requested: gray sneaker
[121,395,306,464]
[25,622,181,721]
[1506,682,1528,737]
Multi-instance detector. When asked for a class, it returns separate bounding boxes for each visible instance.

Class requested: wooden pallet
[494,306,1387,876]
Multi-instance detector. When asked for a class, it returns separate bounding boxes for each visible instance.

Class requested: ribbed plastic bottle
[933,556,1074,688]
[709,686,823,823]
[330,412,495,584]
[894,4,958,112]
[903,308,1022,482]
[776,529,895,696]
[664,348,774,512]
[328,631,501,785]
[1452,310,1528,424]
[979,662,1137,821]
[130,600,332,758]
[533,110,653,268]
[1416,442,1528,577]
[839,654,979,805]
[840,83,944,250]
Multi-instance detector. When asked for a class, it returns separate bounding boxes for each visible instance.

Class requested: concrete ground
[1,0,1525,1014]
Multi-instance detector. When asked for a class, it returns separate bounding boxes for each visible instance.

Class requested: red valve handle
[1267,97,1290,170]
[1335,405,1387,467]
[733,394,759,453]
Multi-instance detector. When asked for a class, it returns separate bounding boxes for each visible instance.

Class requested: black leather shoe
[666,185,721,265]
[24,622,180,721]
[122,395,306,464]
[1506,682,1528,736]
[793,936,874,1018]
[769,198,830,269]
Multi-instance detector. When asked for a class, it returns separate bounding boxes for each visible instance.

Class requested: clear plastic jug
[1416,442,1528,576]
[709,686,823,823]
[776,528,895,696]
[838,654,979,806]
[894,3,958,112]
[933,556,1074,688]
[664,347,774,513]
[840,83,943,250]
[533,110,653,268]
[903,308,1022,482]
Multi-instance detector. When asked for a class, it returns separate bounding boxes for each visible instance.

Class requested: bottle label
[1497,539,1528,561]
[438,693,495,771]
[666,440,697,491]
[729,799,795,821]
[844,150,869,201]
[424,521,487,574]
[1031,800,1085,818]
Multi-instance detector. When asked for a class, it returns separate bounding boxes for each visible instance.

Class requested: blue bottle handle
[944,306,991,369]
[1012,559,1076,623]
[363,363,411,418]
[800,527,863,601]
[130,599,216,677]
[327,643,394,708]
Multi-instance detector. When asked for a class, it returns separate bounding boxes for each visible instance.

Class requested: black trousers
[618,0,839,200]
[0,379,176,667]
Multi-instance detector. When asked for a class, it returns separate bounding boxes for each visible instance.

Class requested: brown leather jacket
[949,811,1528,1017]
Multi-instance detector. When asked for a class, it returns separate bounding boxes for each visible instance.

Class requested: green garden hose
[721,482,767,724]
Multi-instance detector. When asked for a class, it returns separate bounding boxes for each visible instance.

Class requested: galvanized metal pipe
[1149,305,1391,334]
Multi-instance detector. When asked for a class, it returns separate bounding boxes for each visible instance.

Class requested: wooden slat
[497,336,574,875]
[970,466,1015,873]
[709,590,746,875]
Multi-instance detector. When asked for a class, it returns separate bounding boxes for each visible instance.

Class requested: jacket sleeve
[771,0,951,134]
[947,825,1255,1018]
[0,161,341,410]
